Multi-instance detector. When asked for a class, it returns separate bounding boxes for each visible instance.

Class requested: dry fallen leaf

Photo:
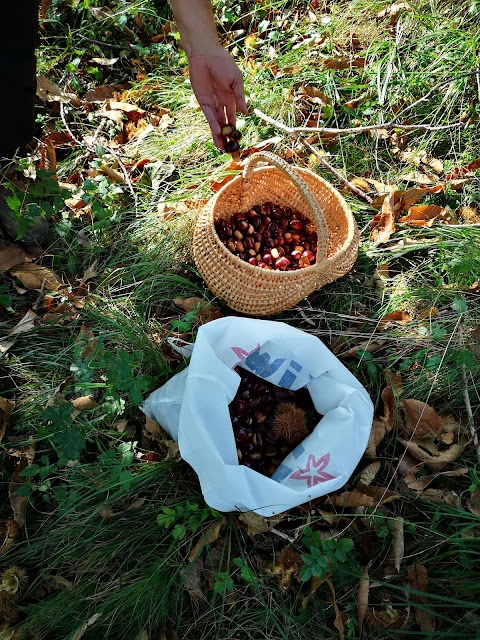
[401,399,443,439]
[378,311,411,327]
[327,491,375,508]
[356,484,401,504]
[96,109,124,125]
[300,85,331,105]
[0,244,27,271]
[327,579,345,640]
[0,398,15,444]
[406,564,436,633]
[390,517,404,573]
[399,204,447,227]
[91,57,118,66]
[419,488,461,508]
[210,160,243,193]
[370,191,400,244]
[467,487,480,518]
[82,85,117,103]
[8,456,29,528]
[377,2,412,23]
[78,261,98,287]
[10,262,62,291]
[187,518,225,562]
[405,467,468,491]
[238,511,283,536]
[72,395,98,411]
[239,136,283,159]
[358,461,381,486]
[365,373,402,456]
[357,560,373,630]
[323,57,365,69]
[399,437,465,471]
[365,417,387,458]
[71,613,102,640]
[173,297,222,324]
[8,310,37,336]
[36,74,80,106]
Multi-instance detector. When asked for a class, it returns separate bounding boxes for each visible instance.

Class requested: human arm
[169,0,247,149]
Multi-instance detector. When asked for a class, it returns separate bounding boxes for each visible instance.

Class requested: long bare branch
[254,107,466,136]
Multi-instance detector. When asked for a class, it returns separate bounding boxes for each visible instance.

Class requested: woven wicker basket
[193,151,359,316]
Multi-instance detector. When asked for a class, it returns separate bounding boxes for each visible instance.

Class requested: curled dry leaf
[70,613,102,640]
[399,204,447,227]
[8,456,29,528]
[358,461,381,487]
[357,560,373,630]
[365,418,387,458]
[370,191,400,244]
[10,263,62,291]
[398,437,465,471]
[389,517,404,573]
[366,373,401,457]
[356,484,401,504]
[406,564,436,633]
[0,398,15,444]
[8,310,37,336]
[326,578,345,640]
[401,399,443,439]
[405,467,468,491]
[71,395,98,411]
[238,511,283,536]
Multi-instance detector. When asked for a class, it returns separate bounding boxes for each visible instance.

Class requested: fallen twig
[251,109,373,203]
[300,137,374,204]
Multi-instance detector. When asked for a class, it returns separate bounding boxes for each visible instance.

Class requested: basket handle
[241,151,329,262]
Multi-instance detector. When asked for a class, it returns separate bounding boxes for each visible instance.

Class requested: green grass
[1,0,480,638]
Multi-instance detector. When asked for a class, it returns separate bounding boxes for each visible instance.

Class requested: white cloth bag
[141,317,373,516]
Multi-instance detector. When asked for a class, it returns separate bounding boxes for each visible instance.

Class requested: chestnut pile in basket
[214,203,318,271]
[230,369,321,477]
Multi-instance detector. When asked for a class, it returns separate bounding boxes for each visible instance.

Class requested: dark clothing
[0,1,39,158]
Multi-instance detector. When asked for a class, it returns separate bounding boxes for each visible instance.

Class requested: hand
[187,47,248,149]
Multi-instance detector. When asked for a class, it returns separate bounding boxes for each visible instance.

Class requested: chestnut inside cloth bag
[141,318,373,516]
[193,151,359,316]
